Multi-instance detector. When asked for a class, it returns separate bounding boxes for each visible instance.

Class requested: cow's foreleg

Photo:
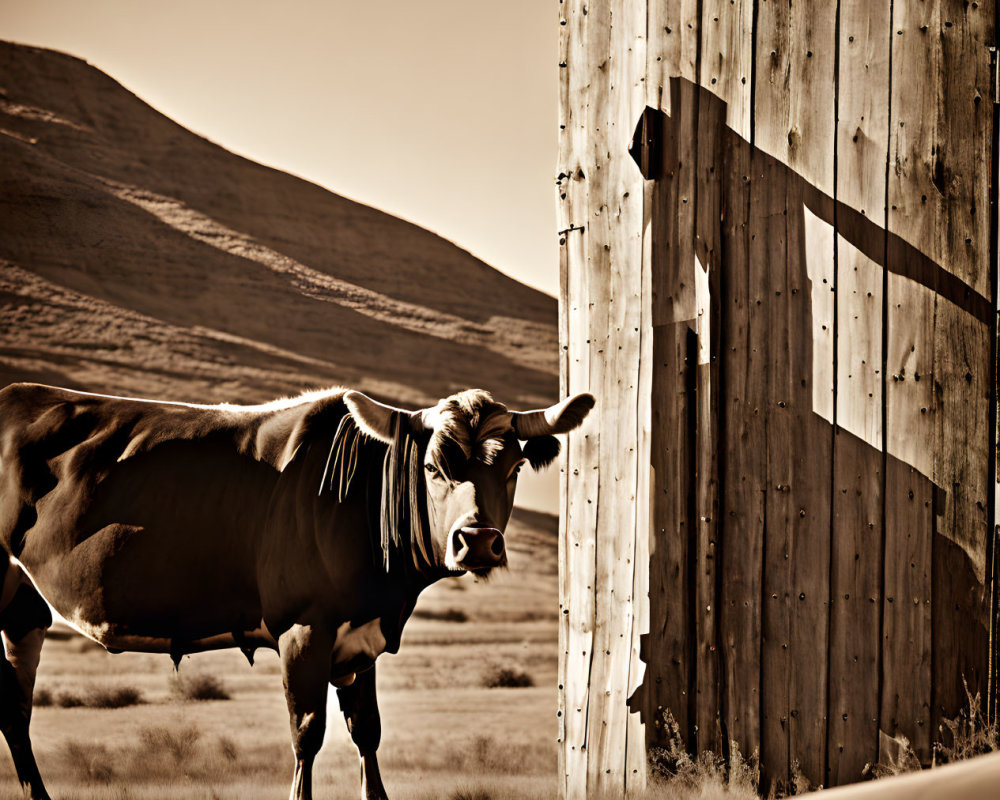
[337,665,388,800]
[0,573,51,800]
[280,623,332,800]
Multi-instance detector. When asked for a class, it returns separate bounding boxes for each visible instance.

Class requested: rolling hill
[0,40,558,410]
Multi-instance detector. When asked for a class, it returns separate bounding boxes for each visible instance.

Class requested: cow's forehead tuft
[424,390,513,465]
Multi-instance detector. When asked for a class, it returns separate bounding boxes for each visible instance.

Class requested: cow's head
[343,389,594,577]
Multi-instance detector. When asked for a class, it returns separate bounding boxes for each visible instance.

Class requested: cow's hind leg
[337,665,387,800]
[0,566,51,800]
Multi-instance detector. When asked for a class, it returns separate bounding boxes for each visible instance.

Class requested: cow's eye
[506,459,527,481]
[425,463,440,477]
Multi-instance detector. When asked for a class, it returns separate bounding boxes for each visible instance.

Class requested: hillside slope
[0,40,557,408]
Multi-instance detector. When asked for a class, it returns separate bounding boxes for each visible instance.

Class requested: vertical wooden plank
[930,0,994,730]
[719,121,763,764]
[587,0,647,793]
[746,17,792,782]
[827,0,891,784]
[557,7,576,792]
[753,0,837,788]
[789,189,835,790]
[888,0,994,745]
[558,1,598,797]
[693,0,754,757]
[827,242,884,784]
[749,145,791,791]
[874,0,932,772]
[884,0,937,768]
[578,0,612,794]
[625,164,653,794]
[696,0,760,766]
[643,77,698,755]
[692,88,726,755]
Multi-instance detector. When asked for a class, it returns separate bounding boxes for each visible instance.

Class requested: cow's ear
[343,391,419,444]
[522,435,560,471]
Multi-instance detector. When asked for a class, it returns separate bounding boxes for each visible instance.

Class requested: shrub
[85,684,144,709]
[647,708,760,800]
[50,684,144,709]
[451,790,491,800]
[62,739,115,783]
[139,724,202,765]
[170,672,230,701]
[864,732,922,779]
[867,677,1000,780]
[481,666,533,689]
[32,687,53,707]
[935,679,999,765]
[412,607,469,623]
[55,691,84,708]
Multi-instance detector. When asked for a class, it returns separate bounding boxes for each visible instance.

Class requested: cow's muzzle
[453,526,506,570]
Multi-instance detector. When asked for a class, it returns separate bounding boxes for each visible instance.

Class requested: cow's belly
[19,519,265,654]
[53,613,279,658]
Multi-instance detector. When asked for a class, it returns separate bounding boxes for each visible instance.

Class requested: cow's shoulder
[252,390,350,471]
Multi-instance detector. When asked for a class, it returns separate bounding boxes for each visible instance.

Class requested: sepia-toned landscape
[0,39,560,799]
[7,6,1000,798]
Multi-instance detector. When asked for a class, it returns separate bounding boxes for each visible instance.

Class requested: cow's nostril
[491,534,505,557]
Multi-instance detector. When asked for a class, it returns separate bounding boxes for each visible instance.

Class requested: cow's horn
[511,393,595,439]
[344,391,422,444]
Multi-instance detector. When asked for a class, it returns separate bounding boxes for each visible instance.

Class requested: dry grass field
[0,510,559,800]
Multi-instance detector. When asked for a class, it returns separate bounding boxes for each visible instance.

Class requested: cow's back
[0,383,227,548]
[0,383,303,641]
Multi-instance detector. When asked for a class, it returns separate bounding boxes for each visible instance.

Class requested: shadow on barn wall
[626,77,991,790]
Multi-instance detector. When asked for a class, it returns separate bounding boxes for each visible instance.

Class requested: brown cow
[0,382,594,799]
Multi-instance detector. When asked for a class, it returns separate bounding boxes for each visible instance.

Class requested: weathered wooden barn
[556,0,998,795]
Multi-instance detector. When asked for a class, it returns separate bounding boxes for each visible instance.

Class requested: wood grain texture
[587,0,647,792]
[643,77,699,755]
[646,0,701,113]
[691,86,726,757]
[750,146,792,791]
[626,169,654,793]
[887,0,993,740]
[559,1,995,793]
[718,122,763,764]
[927,0,993,728]
[883,9,939,766]
[827,239,883,785]
[827,0,891,782]
[699,0,753,139]
[558,1,598,796]
[753,0,837,787]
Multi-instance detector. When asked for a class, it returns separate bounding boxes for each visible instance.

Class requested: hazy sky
[3,0,560,296]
